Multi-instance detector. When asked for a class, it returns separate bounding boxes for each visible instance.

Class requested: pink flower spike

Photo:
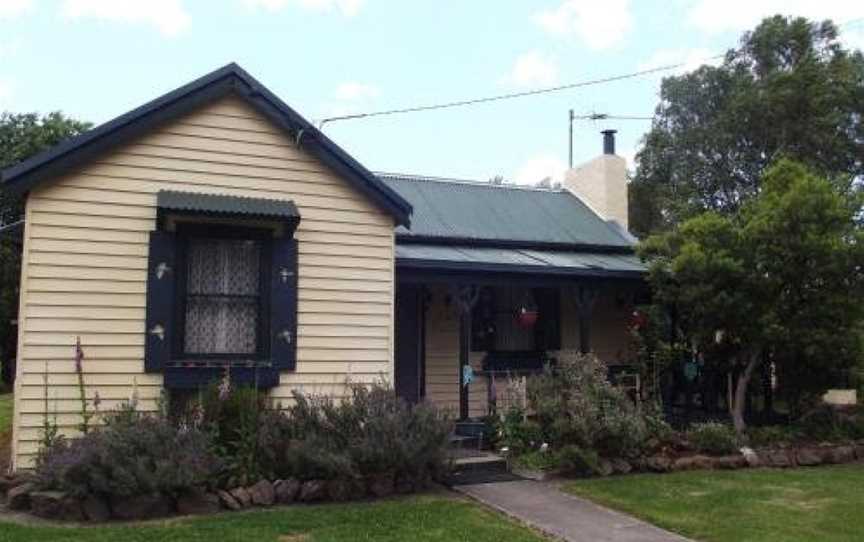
[74,336,85,374]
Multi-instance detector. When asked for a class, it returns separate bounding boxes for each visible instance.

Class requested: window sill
[166,359,272,369]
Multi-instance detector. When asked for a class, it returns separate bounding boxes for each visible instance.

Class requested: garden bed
[493,354,864,483]
[0,470,437,522]
[3,383,453,523]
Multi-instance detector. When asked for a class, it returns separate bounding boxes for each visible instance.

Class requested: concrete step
[444,453,521,486]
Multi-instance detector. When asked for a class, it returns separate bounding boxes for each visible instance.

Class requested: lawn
[0,495,546,542]
[565,465,864,542]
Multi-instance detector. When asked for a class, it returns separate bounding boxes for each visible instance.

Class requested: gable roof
[0,63,412,226]
[379,173,634,251]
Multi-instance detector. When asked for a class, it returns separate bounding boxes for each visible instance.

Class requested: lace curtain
[184,238,261,355]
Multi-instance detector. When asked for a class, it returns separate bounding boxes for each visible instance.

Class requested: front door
[394,284,424,403]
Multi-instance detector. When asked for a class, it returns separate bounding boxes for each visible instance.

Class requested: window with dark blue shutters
[144,222,298,384]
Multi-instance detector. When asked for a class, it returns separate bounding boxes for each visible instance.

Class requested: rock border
[511,442,864,480]
[0,473,428,523]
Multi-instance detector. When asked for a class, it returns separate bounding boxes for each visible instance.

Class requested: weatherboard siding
[12,96,396,468]
[422,285,634,415]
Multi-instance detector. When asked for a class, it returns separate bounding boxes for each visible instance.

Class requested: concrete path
[455,480,692,542]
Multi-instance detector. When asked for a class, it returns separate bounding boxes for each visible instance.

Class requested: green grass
[565,465,864,542]
[0,495,547,542]
[0,392,12,434]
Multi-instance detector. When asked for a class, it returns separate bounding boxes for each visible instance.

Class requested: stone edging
[513,442,864,479]
[0,473,422,522]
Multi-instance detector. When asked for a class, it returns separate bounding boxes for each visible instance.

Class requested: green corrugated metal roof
[157,190,299,219]
[396,244,646,276]
[379,174,634,248]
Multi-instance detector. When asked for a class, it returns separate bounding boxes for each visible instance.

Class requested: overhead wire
[316,56,724,128]
[317,16,864,128]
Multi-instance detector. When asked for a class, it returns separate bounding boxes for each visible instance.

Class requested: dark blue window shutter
[270,238,298,371]
[144,231,177,372]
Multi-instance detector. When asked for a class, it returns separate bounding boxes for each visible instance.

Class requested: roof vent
[602,129,617,155]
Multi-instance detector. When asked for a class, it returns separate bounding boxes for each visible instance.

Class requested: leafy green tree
[640,211,766,433]
[0,112,91,384]
[640,160,864,432]
[630,16,864,237]
[744,160,864,415]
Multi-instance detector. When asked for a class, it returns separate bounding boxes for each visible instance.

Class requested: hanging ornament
[515,289,539,328]
[629,309,648,330]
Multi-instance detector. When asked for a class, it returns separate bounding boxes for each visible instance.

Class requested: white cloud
[0,0,31,19]
[503,51,559,88]
[533,0,633,50]
[244,0,365,17]
[686,1,864,34]
[638,48,720,75]
[60,0,190,36]
[319,81,380,120]
[334,81,379,101]
[513,153,567,186]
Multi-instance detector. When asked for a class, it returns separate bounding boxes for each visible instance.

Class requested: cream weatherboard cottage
[1,64,645,470]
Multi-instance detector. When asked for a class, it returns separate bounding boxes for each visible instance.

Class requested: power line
[317,16,864,128]
[317,56,724,128]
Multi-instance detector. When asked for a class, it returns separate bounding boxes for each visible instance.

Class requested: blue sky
[1,0,862,184]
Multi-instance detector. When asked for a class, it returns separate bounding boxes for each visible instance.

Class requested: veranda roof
[395,244,645,278]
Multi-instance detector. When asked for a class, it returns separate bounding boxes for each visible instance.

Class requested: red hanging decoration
[629,309,648,331]
[516,307,539,328]
[515,288,540,328]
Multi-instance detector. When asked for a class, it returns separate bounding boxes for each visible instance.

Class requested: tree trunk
[730,353,760,435]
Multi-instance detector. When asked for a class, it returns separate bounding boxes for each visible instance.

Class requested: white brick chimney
[563,129,629,231]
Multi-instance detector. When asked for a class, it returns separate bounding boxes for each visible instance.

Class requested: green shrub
[797,404,864,442]
[688,422,739,455]
[512,449,558,471]
[746,425,800,448]
[643,401,676,444]
[526,354,648,459]
[556,445,600,477]
[182,383,272,487]
[33,382,453,500]
[275,384,453,485]
[34,405,221,499]
[491,406,543,455]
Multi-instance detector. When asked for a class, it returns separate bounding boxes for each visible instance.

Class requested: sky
[1,0,863,185]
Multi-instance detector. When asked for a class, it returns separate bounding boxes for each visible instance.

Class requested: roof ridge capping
[1,62,412,226]
[377,171,567,192]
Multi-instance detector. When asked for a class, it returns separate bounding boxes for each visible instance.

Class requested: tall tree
[630,16,864,238]
[0,112,91,384]
[744,160,864,414]
[640,160,864,431]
